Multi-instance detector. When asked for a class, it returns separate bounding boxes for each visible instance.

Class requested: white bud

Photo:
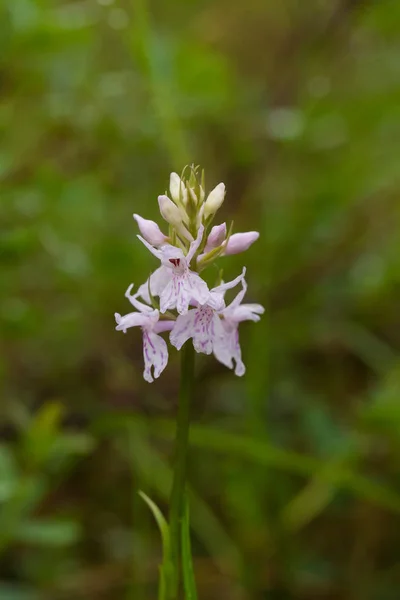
[203,183,225,219]
[158,194,182,224]
[158,195,193,241]
[170,172,188,205]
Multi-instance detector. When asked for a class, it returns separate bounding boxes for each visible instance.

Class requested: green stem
[167,343,195,599]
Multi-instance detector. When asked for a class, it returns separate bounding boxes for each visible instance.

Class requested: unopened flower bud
[170,172,188,205]
[158,194,183,224]
[133,214,168,246]
[203,183,225,219]
[223,231,259,255]
[158,195,193,241]
[205,223,227,252]
[188,187,198,205]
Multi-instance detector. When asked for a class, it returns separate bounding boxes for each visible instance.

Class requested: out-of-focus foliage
[1,0,400,598]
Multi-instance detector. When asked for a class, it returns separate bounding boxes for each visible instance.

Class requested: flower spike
[114,166,263,382]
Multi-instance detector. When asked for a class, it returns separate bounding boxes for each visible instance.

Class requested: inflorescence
[115,166,264,382]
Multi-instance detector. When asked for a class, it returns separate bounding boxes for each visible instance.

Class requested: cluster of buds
[115,166,263,382]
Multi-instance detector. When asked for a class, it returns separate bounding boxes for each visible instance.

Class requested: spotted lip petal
[212,276,264,376]
[115,300,171,383]
[159,271,209,315]
[169,268,246,352]
[213,327,245,376]
[142,330,168,383]
[170,306,225,355]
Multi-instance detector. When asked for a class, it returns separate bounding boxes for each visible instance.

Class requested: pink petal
[142,330,168,383]
[115,311,148,332]
[136,267,171,303]
[186,272,210,307]
[223,232,259,255]
[133,214,168,246]
[153,320,176,334]
[170,311,196,350]
[137,234,163,259]
[205,223,227,252]
[226,303,265,323]
[212,267,246,295]
[213,326,245,376]
[159,278,180,314]
[125,283,153,313]
[186,224,205,265]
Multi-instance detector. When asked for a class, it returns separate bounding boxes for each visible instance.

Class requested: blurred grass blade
[138,491,172,600]
[15,519,80,547]
[96,415,400,514]
[139,491,169,554]
[181,495,198,600]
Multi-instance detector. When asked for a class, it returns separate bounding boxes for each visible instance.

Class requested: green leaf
[139,491,173,600]
[139,491,169,551]
[181,495,198,600]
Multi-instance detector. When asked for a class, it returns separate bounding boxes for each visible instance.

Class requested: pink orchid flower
[115,287,174,383]
[136,225,210,315]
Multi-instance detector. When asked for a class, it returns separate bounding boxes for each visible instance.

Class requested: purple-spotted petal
[142,330,168,383]
[213,326,245,376]
[192,311,225,355]
[159,277,180,314]
[159,271,210,315]
[170,311,197,350]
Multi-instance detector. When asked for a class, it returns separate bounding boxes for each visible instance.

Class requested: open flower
[170,268,246,355]
[136,225,210,315]
[115,287,174,383]
[213,278,264,376]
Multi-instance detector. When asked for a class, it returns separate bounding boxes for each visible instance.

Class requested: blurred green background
[2,0,400,598]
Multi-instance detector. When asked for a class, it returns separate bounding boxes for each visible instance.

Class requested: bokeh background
[2,0,400,598]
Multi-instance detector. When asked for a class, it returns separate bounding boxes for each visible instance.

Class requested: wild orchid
[114,166,263,599]
[115,166,263,382]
